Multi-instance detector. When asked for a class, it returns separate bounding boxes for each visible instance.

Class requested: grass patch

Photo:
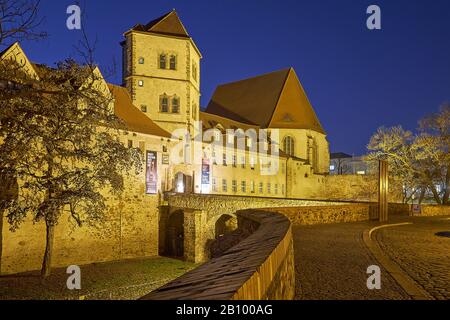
[0,257,197,300]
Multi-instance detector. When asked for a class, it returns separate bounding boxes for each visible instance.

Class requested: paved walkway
[293,216,450,300]
[293,221,409,300]
[376,216,450,300]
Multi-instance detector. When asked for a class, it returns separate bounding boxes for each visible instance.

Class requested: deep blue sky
[15,0,450,155]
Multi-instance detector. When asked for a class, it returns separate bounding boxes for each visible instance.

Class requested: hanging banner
[146,151,158,194]
[201,158,210,185]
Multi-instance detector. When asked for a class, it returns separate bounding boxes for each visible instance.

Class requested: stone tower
[122,10,202,136]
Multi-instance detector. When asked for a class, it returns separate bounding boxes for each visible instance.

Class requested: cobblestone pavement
[376,216,450,300]
[293,221,410,300]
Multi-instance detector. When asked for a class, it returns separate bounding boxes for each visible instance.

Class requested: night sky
[15,0,450,155]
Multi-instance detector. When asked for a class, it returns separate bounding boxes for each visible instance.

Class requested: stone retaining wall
[388,203,450,217]
[141,209,295,300]
[420,205,450,217]
[265,204,378,226]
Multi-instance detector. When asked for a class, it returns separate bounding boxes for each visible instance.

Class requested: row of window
[138,54,198,81]
[211,178,285,195]
[211,152,286,174]
[160,94,180,113]
[138,54,178,70]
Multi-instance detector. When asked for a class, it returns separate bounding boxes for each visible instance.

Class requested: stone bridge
[158,194,353,263]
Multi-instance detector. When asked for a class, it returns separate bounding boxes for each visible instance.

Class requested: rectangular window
[250,157,255,170]
[212,178,217,192]
[128,140,133,148]
[170,55,176,70]
[223,153,227,166]
[161,96,169,113]
[232,155,237,167]
[138,80,144,87]
[259,182,264,194]
[232,180,237,193]
[159,54,167,69]
[282,184,285,195]
[241,156,246,169]
[222,179,227,192]
[250,181,255,194]
[267,183,271,194]
[275,184,279,195]
[172,98,180,113]
[241,181,246,193]
[192,62,197,81]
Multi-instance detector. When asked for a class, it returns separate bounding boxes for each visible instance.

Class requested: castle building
[120,10,330,199]
[0,10,331,274]
[121,10,201,136]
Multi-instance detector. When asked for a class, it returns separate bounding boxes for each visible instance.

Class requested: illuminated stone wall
[162,194,367,263]
[0,133,166,275]
[312,174,403,203]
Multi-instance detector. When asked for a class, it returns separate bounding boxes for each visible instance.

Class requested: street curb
[363,223,434,300]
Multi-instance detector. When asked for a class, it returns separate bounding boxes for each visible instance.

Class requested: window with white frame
[222,179,227,192]
[241,181,246,193]
[232,180,237,193]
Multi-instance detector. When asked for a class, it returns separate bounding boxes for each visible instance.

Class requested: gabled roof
[200,111,259,132]
[206,68,326,134]
[330,152,352,159]
[0,42,39,79]
[131,10,190,38]
[108,84,171,138]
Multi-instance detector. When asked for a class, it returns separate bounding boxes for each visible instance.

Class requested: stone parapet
[141,209,295,300]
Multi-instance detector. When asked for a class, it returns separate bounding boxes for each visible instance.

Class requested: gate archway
[166,210,184,258]
[215,214,238,239]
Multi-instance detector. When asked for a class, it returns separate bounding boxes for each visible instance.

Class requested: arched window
[172,96,180,113]
[169,55,177,70]
[283,136,295,157]
[159,54,167,69]
[160,95,169,113]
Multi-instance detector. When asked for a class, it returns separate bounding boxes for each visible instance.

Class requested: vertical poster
[201,158,210,193]
[146,151,158,194]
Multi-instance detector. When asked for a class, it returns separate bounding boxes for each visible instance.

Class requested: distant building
[329,153,371,175]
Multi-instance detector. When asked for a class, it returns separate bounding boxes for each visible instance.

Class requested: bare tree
[367,106,450,205]
[0,0,46,46]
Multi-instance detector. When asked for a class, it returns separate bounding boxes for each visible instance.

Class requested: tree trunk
[418,187,426,204]
[41,222,55,278]
[0,207,3,274]
[429,184,442,205]
[443,166,450,205]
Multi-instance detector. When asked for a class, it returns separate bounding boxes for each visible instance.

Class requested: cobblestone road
[293,221,410,300]
[376,216,450,300]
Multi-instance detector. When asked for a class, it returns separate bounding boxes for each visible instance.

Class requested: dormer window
[159,54,167,69]
[170,55,177,70]
[138,57,145,64]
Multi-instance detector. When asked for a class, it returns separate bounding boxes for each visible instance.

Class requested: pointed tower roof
[131,10,190,38]
[206,68,325,134]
